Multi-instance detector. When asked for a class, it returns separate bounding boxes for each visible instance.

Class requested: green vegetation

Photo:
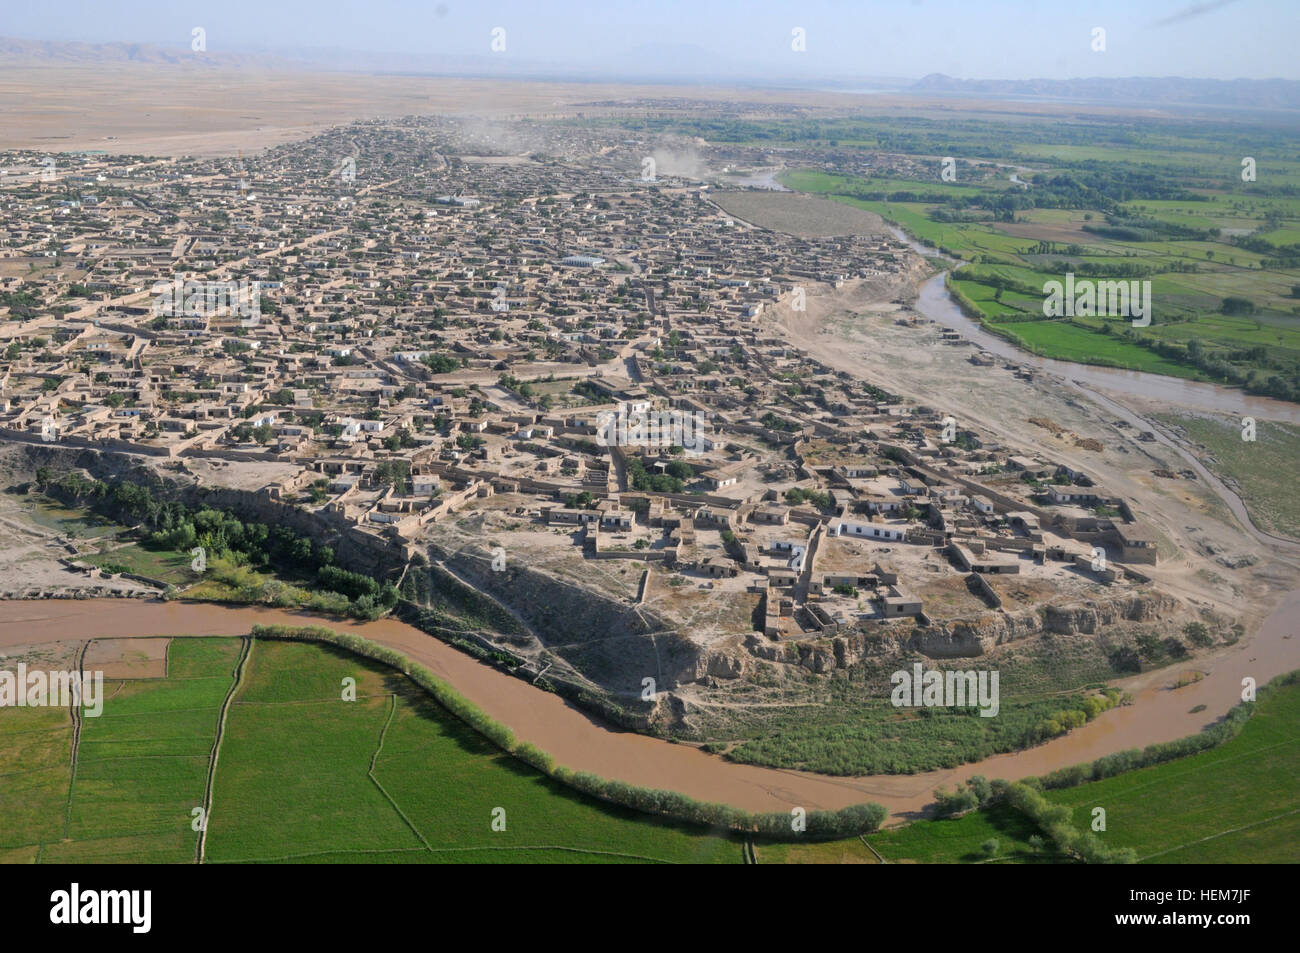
[250,624,889,843]
[5,628,1292,864]
[1,638,242,863]
[1156,412,1300,540]
[785,487,833,510]
[83,542,193,584]
[724,687,1123,776]
[35,471,398,619]
[866,797,1057,863]
[746,113,1300,402]
[860,671,1300,863]
[625,455,683,493]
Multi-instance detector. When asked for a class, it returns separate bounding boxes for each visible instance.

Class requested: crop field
[855,678,1300,864]
[0,636,744,864]
[1047,680,1300,863]
[0,637,238,863]
[988,320,1203,378]
[767,115,1300,402]
[3,634,1294,865]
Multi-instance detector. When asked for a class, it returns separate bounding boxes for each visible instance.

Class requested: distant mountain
[911,74,1300,109]
[0,36,278,70]
[3,35,1294,106]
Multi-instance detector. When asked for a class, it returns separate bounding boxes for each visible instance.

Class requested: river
[1,225,1295,826]
[2,595,1296,823]
[891,227,1300,424]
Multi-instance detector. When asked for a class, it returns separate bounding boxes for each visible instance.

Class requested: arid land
[2,63,1298,815]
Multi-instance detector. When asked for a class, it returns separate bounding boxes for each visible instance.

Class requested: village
[0,116,1159,657]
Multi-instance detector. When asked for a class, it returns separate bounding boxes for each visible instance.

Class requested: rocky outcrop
[429,542,704,698]
[746,592,1184,672]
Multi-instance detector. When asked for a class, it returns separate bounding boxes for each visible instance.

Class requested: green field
[83,542,196,584]
[0,636,745,864]
[989,319,1203,378]
[858,676,1300,864]
[0,637,239,863]
[1046,680,1300,863]
[763,115,1300,403]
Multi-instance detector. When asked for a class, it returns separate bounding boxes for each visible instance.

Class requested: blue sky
[5,0,1295,81]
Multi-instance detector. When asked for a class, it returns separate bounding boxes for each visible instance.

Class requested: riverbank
[3,593,1297,824]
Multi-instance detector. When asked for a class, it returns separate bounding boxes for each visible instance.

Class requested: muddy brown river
[2,593,1296,823]
[890,225,1300,424]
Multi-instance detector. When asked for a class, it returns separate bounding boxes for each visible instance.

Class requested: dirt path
[2,595,1295,824]
[766,272,1293,628]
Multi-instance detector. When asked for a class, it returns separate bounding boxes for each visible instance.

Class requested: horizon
[3,0,1297,83]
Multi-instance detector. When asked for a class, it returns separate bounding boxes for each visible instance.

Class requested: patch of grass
[40,638,241,863]
[990,320,1202,378]
[205,640,742,864]
[1046,680,1300,863]
[863,800,1056,864]
[1157,412,1300,540]
[723,689,1117,777]
[756,836,880,864]
[84,543,194,584]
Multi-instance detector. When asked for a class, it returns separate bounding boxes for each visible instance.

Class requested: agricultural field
[3,635,1294,864]
[765,115,1300,402]
[855,676,1300,864]
[1046,678,1300,863]
[0,637,238,863]
[0,636,745,864]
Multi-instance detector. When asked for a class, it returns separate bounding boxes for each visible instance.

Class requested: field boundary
[60,639,90,841]
[196,635,251,864]
[249,624,887,842]
[210,844,679,864]
[366,692,434,852]
[860,834,887,863]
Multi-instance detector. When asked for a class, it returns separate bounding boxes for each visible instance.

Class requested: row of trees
[932,776,1135,862]
[38,471,400,619]
[249,624,889,841]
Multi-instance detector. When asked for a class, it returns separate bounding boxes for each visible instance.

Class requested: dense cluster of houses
[0,116,1157,640]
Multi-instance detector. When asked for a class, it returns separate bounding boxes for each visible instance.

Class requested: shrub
[249,624,888,841]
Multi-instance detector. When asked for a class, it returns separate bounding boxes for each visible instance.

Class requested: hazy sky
[6,0,1296,81]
